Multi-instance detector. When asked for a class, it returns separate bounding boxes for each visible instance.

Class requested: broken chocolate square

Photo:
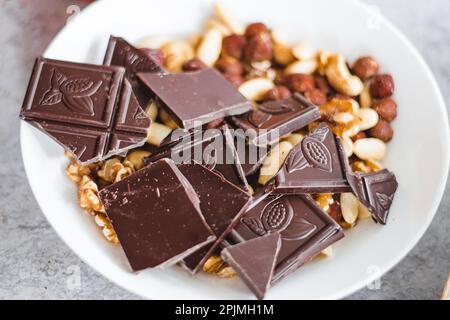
[231,93,320,145]
[98,158,216,271]
[20,57,150,164]
[221,233,281,300]
[273,123,352,194]
[347,169,398,224]
[224,193,344,283]
[137,68,252,129]
[103,36,164,107]
[144,127,250,191]
[178,163,251,274]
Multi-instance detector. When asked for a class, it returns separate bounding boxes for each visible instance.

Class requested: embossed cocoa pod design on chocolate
[261,196,294,233]
[125,50,158,74]
[301,137,332,172]
[40,68,102,116]
[242,217,266,236]
[286,124,332,172]
[376,192,394,210]
[247,109,271,128]
[258,100,295,115]
[242,196,318,241]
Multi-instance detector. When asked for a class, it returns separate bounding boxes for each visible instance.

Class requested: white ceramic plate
[20,0,449,299]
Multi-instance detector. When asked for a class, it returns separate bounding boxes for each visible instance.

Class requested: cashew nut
[292,42,316,60]
[325,54,364,96]
[358,201,372,219]
[125,150,151,171]
[159,109,179,130]
[147,122,173,147]
[204,18,231,36]
[196,28,223,66]
[146,100,158,122]
[213,3,244,35]
[356,108,379,131]
[353,138,387,161]
[238,78,275,101]
[285,59,318,75]
[360,82,372,108]
[340,193,359,225]
[137,35,171,49]
[160,40,194,72]
[258,141,293,185]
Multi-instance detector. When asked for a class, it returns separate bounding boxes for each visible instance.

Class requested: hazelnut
[243,36,273,63]
[373,98,397,122]
[223,73,244,87]
[328,202,343,224]
[263,86,292,101]
[305,89,327,106]
[314,75,332,96]
[205,118,225,129]
[351,56,379,81]
[370,74,395,98]
[369,120,393,142]
[182,58,207,72]
[215,56,243,75]
[245,23,270,38]
[286,74,315,93]
[222,34,246,60]
[352,131,367,142]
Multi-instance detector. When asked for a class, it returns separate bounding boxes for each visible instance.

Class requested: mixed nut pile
[17,5,397,297]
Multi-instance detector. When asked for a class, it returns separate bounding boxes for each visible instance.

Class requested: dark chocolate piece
[178,163,251,274]
[144,127,250,191]
[273,123,352,194]
[233,134,268,176]
[347,169,398,225]
[103,36,165,107]
[231,93,320,145]
[20,57,150,164]
[221,233,281,300]
[224,193,344,283]
[98,159,216,271]
[137,68,252,129]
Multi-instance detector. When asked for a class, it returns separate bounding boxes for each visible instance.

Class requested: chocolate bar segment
[221,233,281,300]
[20,57,150,164]
[231,93,320,145]
[99,159,216,271]
[138,68,252,129]
[347,169,398,224]
[273,123,352,194]
[144,127,250,191]
[178,163,251,274]
[103,36,164,107]
[224,193,344,283]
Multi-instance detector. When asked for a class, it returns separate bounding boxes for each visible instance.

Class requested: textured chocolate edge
[179,163,252,274]
[221,233,282,300]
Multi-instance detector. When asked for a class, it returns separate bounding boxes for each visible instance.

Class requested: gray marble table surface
[0,0,449,300]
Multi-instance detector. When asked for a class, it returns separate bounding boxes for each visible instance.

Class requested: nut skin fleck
[245,23,270,38]
[182,58,208,72]
[373,98,397,122]
[286,74,315,93]
[370,74,395,99]
[352,131,367,142]
[369,119,394,142]
[215,56,244,75]
[222,34,246,60]
[314,75,332,96]
[223,73,244,87]
[243,35,273,63]
[351,56,379,81]
[263,85,292,101]
[305,89,327,106]
[328,202,343,224]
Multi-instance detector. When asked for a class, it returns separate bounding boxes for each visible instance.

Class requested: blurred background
[0,0,449,299]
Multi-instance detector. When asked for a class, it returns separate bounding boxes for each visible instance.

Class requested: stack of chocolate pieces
[20,35,398,300]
